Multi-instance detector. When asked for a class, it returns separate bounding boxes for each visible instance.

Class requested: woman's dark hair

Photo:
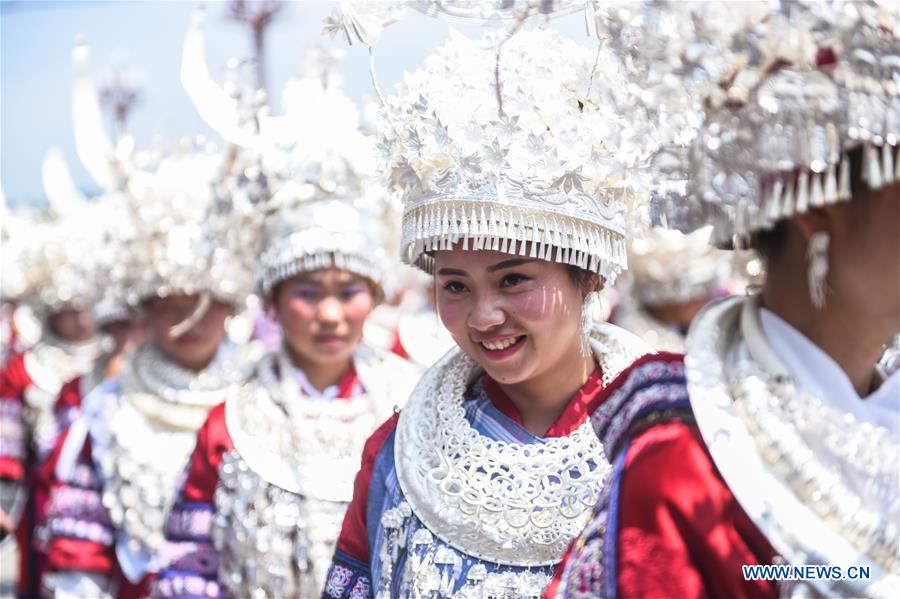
[752,220,790,264]
[566,264,601,292]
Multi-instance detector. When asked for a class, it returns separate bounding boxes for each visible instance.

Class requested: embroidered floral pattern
[323,552,372,599]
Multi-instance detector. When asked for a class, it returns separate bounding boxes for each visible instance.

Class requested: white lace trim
[394,322,649,566]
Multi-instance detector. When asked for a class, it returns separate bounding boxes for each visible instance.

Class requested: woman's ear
[264,290,278,321]
[792,207,830,242]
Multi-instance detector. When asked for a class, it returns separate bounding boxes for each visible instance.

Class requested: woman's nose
[467,293,505,331]
[316,296,343,324]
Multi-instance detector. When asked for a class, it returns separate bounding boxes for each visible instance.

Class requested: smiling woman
[434,250,598,436]
[322,22,652,599]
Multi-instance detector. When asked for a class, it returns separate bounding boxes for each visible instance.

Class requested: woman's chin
[479,358,534,386]
[302,345,355,367]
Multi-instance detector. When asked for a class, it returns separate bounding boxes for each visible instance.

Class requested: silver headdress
[1,43,130,320]
[91,210,134,330]
[627,226,728,308]
[182,14,400,299]
[694,1,898,247]
[0,186,31,307]
[408,0,585,24]
[258,195,395,299]
[253,69,398,298]
[118,144,255,307]
[360,24,653,280]
[91,295,133,329]
[2,171,120,319]
[61,39,256,311]
[600,1,899,247]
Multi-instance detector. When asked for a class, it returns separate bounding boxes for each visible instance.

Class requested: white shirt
[759,308,899,436]
[290,364,341,399]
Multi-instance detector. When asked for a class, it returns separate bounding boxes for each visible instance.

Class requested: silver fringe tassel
[401,202,627,283]
[734,141,898,246]
[260,251,385,298]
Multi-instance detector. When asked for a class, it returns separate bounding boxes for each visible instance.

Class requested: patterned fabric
[0,400,25,465]
[589,354,690,453]
[162,501,216,543]
[323,549,372,599]
[324,373,609,599]
[42,433,120,599]
[155,363,370,599]
[547,354,699,599]
[152,408,229,599]
[3,350,100,597]
[462,378,548,443]
[43,377,209,597]
[0,353,31,482]
[154,502,222,599]
[154,573,222,599]
[42,441,114,550]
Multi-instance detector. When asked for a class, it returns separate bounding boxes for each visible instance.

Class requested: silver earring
[580,292,595,357]
[806,231,830,309]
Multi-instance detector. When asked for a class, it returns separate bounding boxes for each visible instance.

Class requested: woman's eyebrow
[486,258,536,272]
[436,267,468,277]
[294,278,323,286]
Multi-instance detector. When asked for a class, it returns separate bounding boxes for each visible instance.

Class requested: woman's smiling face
[434,248,588,385]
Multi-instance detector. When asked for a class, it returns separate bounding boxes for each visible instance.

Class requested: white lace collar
[394,322,651,568]
[758,308,899,435]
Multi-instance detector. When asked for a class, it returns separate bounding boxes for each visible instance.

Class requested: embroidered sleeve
[0,355,30,481]
[0,400,25,482]
[153,403,231,599]
[322,549,373,599]
[548,354,696,599]
[43,430,116,583]
[322,413,399,599]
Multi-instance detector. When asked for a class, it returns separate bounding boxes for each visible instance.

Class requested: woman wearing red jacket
[548,2,899,597]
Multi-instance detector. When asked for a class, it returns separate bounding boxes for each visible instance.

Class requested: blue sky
[1,1,586,206]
